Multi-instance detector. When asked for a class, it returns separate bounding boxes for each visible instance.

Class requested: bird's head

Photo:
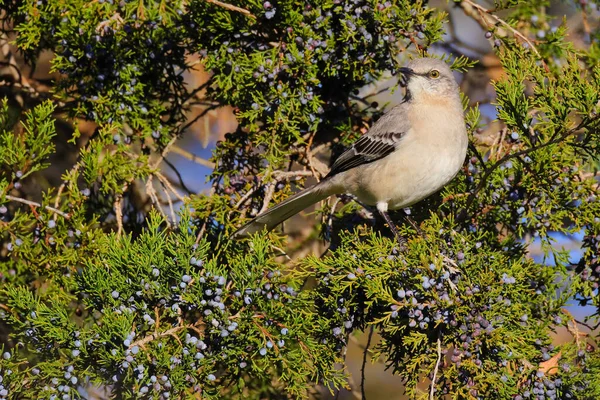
[399,58,459,100]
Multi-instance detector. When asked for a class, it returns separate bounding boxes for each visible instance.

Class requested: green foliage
[2,212,345,398]
[0,99,56,190]
[1,0,600,399]
[303,220,573,398]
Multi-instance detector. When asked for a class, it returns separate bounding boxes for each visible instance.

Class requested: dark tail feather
[232,180,333,239]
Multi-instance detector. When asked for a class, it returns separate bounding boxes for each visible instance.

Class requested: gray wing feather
[327,105,408,177]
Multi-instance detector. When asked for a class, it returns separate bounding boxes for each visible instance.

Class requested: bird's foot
[378,205,409,252]
[404,214,424,236]
[395,234,408,252]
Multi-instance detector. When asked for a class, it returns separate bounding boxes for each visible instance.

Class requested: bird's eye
[429,70,440,79]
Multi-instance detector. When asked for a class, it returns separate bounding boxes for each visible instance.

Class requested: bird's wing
[327,106,407,177]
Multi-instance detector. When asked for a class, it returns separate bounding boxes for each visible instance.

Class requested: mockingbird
[233,57,468,242]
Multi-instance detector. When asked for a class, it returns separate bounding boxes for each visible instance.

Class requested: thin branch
[53,164,82,221]
[270,244,292,261]
[145,176,171,227]
[271,170,314,181]
[259,183,276,215]
[203,0,256,19]
[152,96,215,172]
[430,336,442,400]
[114,196,124,237]
[5,195,70,218]
[155,171,185,203]
[180,80,213,105]
[129,326,186,349]
[157,177,177,224]
[492,127,509,161]
[305,132,321,181]
[154,135,180,169]
[574,317,600,333]
[0,61,25,85]
[327,197,342,231]
[233,170,314,214]
[442,256,459,291]
[95,13,124,34]
[177,104,220,134]
[468,141,486,170]
[0,80,46,99]
[195,187,216,244]
[169,146,215,168]
[0,32,30,87]
[361,326,374,400]
[150,173,181,229]
[462,117,598,218]
[459,0,548,72]
[234,186,258,210]
[162,157,195,195]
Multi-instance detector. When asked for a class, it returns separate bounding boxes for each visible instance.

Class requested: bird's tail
[232,179,335,239]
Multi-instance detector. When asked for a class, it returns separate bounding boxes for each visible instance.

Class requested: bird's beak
[399,67,415,76]
[398,67,414,87]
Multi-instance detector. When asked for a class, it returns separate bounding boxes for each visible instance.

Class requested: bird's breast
[350,104,467,209]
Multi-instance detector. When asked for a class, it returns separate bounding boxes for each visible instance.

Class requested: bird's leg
[403,213,423,236]
[377,203,407,250]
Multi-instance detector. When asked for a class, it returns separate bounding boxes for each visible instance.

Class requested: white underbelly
[349,140,466,209]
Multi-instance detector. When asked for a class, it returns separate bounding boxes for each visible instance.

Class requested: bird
[233,57,468,242]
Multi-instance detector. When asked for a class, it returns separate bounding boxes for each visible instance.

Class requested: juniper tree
[1,0,600,399]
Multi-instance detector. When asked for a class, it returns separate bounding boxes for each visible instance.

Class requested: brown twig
[155,174,178,224]
[564,310,587,348]
[232,170,313,213]
[430,336,442,400]
[5,195,70,219]
[459,0,548,72]
[441,192,469,204]
[252,319,280,355]
[442,256,459,291]
[0,32,31,88]
[129,326,186,349]
[203,0,256,19]
[114,196,124,237]
[145,176,171,226]
[327,197,341,231]
[270,244,292,261]
[162,157,195,196]
[195,187,216,244]
[271,170,314,181]
[52,164,81,221]
[153,135,179,169]
[360,326,374,400]
[155,171,185,203]
[169,146,215,168]
[234,186,258,210]
[305,133,321,181]
[495,127,508,161]
[95,13,124,34]
[462,116,598,219]
[582,7,591,39]
[259,183,276,215]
